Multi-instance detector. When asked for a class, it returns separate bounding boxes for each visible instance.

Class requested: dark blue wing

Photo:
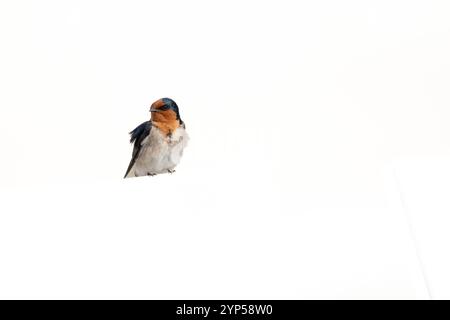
[124,121,152,178]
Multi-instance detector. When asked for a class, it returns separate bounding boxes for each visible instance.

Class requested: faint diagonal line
[393,168,433,300]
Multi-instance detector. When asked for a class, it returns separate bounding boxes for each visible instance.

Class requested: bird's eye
[159,105,170,111]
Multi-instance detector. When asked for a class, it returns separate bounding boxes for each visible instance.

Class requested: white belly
[130,126,189,177]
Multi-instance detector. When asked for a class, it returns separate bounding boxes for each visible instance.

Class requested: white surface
[1,0,450,299]
[0,171,429,299]
[394,158,450,300]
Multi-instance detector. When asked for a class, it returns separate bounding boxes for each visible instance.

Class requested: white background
[0,0,449,299]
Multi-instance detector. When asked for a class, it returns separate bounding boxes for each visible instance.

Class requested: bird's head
[149,98,181,123]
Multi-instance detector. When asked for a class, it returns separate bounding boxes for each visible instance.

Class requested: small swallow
[124,98,189,178]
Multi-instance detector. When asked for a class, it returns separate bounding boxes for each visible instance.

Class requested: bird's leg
[167,169,176,174]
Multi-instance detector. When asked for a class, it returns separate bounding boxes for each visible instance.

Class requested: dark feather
[124,121,152,178]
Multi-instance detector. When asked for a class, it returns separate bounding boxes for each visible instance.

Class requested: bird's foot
[167,169,176,174]
[147,172,156,176]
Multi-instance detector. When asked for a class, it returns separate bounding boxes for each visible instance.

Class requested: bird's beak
[150,108,161,113]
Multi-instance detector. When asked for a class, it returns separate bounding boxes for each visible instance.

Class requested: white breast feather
[129,126,189,177]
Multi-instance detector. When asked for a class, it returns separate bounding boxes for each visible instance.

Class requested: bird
[124,98,189,178]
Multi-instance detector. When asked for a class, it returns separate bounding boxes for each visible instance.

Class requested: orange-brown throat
[151,109,180,136]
